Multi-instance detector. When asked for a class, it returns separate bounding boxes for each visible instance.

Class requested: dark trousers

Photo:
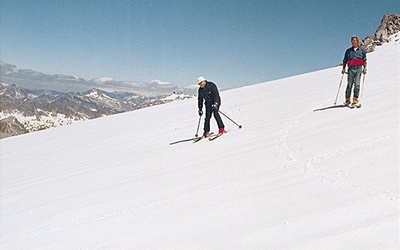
[346,67,362,98]
[204,105,224,132]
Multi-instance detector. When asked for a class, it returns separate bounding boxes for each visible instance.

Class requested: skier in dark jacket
[197,76,225,137]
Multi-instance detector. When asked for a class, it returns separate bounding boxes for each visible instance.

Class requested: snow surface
[1,38,399,249]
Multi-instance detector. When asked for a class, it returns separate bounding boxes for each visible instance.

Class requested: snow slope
[1,37,399,249]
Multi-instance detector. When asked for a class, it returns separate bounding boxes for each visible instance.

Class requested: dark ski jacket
[198,81,221,110]
[343,46,367,68]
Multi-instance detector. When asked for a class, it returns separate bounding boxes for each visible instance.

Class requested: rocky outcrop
[0,116,29,139]
[361,13,400,52]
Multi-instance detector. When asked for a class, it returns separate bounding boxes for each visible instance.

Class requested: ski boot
[344,97,351,106]
[351,97,361,108]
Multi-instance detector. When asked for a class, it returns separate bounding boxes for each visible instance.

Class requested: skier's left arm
[363,60,367,74]
[211,84,221,109]
[362,47,367,74]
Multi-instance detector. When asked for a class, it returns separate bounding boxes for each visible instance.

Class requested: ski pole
[218,110,242,129]
[361,74,366,98]
[195,115,201,137]
[334,73,345,105]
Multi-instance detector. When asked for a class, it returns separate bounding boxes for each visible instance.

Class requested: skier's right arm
[198,89,203,114]
[342,50,349,74]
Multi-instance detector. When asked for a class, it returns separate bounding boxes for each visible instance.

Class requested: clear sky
[1,0,398,89]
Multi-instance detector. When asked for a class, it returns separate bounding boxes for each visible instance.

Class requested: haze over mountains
[0,61,197,96]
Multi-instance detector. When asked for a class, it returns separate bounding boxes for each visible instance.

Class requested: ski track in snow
[276,96,399,212]
[277,110,308,162]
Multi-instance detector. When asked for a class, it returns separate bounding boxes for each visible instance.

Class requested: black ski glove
[198,109,203,116]
[212,102,219,110]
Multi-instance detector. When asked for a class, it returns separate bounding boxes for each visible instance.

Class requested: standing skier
[197,76,225,137]
[341,36,367,106]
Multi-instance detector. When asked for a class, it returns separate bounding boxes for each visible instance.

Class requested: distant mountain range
[0,83,194,139]
[0,61,197,96]
[0,60,198,139]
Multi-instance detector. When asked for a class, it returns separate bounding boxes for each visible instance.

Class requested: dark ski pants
[204,105,224,132]
[346,67,362,98]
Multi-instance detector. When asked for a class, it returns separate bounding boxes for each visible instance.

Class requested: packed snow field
[1,38,399,249]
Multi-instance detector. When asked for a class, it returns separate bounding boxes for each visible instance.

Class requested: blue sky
[1,0,398,89]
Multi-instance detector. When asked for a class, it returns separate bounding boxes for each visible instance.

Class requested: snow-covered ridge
[0,84,195,138]
[0,110,87,131]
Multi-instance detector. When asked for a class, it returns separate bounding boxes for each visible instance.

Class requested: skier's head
[351,36,360,48]
[197,76,207,88]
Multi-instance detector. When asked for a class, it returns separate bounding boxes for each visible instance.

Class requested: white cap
[197,76,206,84]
